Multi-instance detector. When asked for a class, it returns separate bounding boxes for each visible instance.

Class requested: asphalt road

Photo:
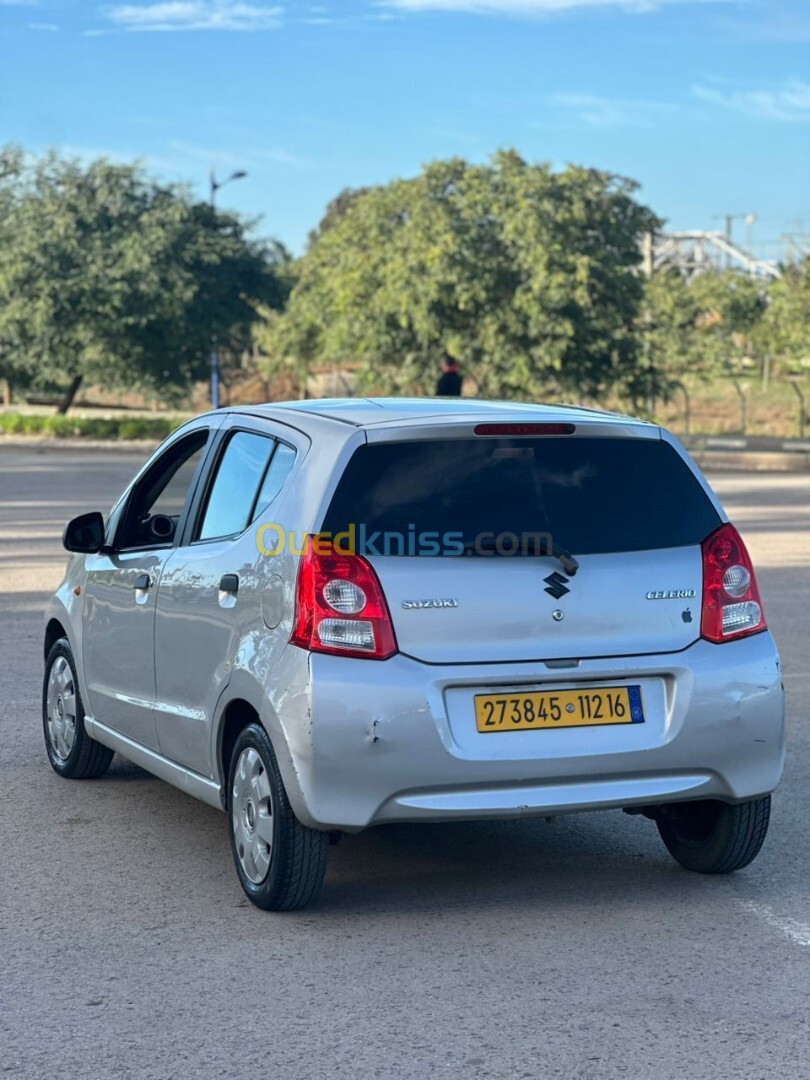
[1,445,808,1080]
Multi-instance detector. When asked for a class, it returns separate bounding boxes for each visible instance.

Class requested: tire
[656,796,771,874]
[43,638,114,780]
[228,723,329,911]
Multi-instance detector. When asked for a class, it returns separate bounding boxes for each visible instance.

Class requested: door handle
[133,573,152,591]
[219,574,239,595]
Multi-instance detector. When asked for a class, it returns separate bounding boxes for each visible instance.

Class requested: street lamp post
[209,168,247,409]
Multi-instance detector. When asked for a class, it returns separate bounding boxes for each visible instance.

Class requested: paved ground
[1,445,807,1080]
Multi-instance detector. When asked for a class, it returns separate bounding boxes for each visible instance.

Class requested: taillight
[701,523,766,644]
[290,541,398,660]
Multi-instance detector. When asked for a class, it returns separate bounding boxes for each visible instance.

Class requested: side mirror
[63,511,106,554]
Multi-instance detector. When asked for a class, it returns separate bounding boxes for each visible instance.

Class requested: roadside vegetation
[1,143,808,433]
[0,412,187,441]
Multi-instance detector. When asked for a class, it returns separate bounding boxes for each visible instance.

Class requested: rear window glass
[321,437,720,556]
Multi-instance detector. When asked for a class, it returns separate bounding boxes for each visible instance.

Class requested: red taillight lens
[701,523,766,644]
[290,541,398,660]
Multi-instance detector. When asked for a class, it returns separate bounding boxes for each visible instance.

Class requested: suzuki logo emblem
[544,571,570,600]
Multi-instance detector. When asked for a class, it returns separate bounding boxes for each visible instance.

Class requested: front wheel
[656,796,771,874]
[43,639,113,780]
[228,723,329,910]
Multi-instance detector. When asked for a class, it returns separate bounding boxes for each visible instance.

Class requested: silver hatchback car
[44,399,785,909]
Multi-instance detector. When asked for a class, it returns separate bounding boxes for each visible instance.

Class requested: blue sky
[1,0,808,258]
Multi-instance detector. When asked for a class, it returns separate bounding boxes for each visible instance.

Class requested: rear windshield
[321,436,721,556]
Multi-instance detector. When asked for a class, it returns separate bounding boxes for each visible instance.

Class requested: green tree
[0,145,27,403]
[638,267,701,397]
[687,270,767,376]
[306,186,370,250]
[759,260,810,374]
[0,147,286,412]
[268,151,661,400]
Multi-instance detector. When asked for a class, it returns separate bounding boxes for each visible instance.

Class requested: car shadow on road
[315,814,712,916]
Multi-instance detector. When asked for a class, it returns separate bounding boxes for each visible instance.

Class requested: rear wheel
[227,723,329,910]
[657,796,771,874]
[43,639,113,780]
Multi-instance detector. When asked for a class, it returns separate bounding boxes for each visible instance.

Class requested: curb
[691,449,810,473]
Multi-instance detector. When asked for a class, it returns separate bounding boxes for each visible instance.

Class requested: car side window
[117,430,209,551]
[197,431,275,542]
[254,442,296,520]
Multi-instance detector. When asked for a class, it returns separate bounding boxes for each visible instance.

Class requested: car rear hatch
[320,423,722,664]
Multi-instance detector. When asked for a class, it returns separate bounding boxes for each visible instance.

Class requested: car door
[153,419,299,776]
[81,427,212,750]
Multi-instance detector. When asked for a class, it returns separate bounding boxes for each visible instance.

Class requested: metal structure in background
[209,169,248,409]
[649,231,781,282]
[782,232,810,264]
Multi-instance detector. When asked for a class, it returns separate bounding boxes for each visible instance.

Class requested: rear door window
[198,432,274,541]
[197,431,297,542]
[322,436,720,556]
[254,443,296,519]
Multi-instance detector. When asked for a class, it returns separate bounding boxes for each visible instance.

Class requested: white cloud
[550,92,677,126]
[167,139,246,166]
[693,80,810,122]
[58,144,135,162]
[380,0,729,12]
[253,147,315,167]
[168,139,315,170]
[104,1,284,31]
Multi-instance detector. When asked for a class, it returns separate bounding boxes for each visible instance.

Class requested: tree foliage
[638,268,772,398]
[4,144,807,418]
[759,261,810,373]
[306,186,370,250]
[637,268,700,393]
[687,271,767,374]
[272,151,661,399]
[0,147,286,410]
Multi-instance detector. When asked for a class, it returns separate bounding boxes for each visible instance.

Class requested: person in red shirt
[435,355,463,397]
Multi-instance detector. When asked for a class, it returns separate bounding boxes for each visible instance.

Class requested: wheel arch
[44,617,68,661]
[212,664,313,825]
[218,698,261,796]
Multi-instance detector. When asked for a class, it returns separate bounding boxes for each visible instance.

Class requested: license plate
[474,685,644,733]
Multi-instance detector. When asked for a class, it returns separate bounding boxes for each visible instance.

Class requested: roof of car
[232,397,649,430]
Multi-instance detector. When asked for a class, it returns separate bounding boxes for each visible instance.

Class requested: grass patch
[0,413,189,441]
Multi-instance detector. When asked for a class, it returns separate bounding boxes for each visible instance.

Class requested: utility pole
[712,210,760,270]
[714,212,754,268]
[208,168,248,409]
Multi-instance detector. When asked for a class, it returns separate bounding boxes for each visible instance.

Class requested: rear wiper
[550,544,579,577]
[462,537,579,577]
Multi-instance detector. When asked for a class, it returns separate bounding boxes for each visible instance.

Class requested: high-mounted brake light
[701,523,766,644]
[474,423,576,437]
[290,542,398,660]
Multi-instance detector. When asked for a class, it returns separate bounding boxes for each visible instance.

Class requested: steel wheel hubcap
[46,656,77,762]
[232,747,274,885]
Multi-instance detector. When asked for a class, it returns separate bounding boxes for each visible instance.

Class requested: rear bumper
[280,633,785,830]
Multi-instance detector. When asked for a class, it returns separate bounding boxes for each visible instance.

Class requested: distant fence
[655,377,807,440]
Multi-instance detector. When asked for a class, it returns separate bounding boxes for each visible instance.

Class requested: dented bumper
[273,632,785,831]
